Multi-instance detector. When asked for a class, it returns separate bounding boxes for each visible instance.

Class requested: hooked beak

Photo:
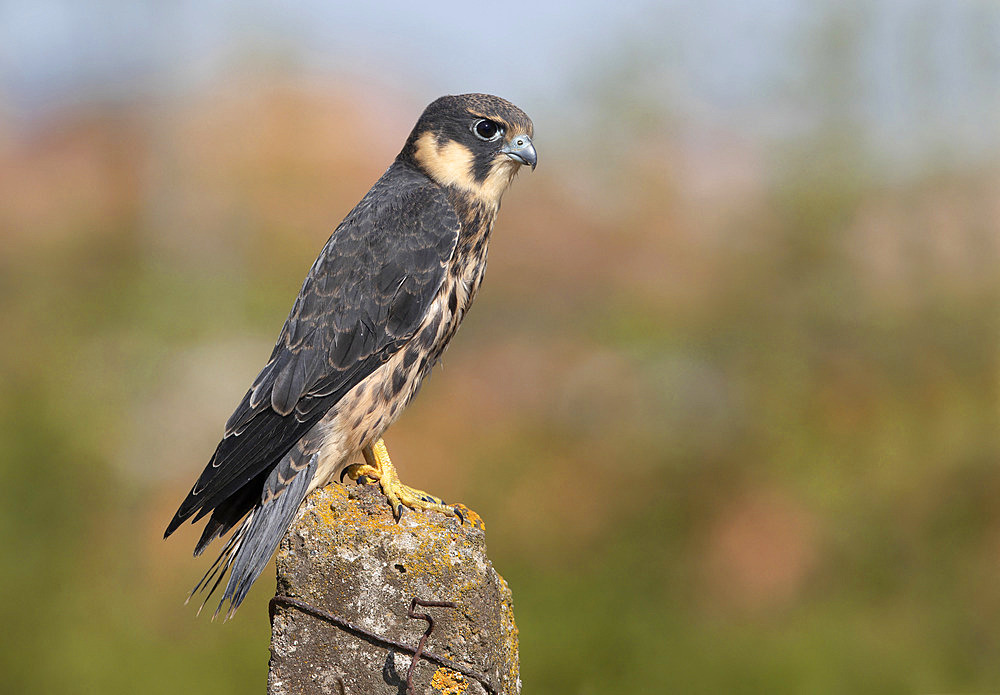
[501,135,537,170]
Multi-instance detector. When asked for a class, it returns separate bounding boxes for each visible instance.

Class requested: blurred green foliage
[2,7,999,694]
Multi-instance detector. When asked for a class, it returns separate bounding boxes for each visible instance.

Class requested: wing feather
[165,163,460,539]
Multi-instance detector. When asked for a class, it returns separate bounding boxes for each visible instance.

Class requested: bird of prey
[164,93,536,618]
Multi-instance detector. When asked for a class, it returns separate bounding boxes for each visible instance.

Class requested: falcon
[164,94,536,618]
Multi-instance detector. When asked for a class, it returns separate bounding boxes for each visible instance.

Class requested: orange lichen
[496,574,520,689]
[431,667,469,694]
[275,482,520,693]
[453,503,485,530]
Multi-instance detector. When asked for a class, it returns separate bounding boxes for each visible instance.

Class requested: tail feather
[185,519,248,616]
[193,475,266,557]
[186,452,318,619]
[219,452,317,619]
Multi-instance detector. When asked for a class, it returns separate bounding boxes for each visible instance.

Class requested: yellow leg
[341,438,481,527]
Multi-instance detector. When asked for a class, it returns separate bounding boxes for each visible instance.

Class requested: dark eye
[472,119,503,141]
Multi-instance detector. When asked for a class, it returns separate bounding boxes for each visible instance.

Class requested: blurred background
[2,0,998,692]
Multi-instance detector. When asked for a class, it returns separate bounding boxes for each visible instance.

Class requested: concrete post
[267,483,520,694]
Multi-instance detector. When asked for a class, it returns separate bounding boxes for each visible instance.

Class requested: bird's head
[401,93,536,204]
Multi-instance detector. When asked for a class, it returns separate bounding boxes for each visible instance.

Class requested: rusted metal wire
[405,598,456,695]
[269,594,497,694]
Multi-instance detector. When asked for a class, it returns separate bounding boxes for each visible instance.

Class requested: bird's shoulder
[228,161,462,430]
[305,161,461,297]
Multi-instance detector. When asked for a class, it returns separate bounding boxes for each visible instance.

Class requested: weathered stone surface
[267,483,519,695]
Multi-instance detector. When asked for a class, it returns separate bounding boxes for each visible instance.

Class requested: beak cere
[500,135,537,170]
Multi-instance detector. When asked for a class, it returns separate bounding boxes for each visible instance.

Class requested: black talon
[393,504,403,523]
[453,507,465,525]
[339,467,350,483]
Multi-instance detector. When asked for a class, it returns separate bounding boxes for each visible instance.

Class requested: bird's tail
[188,450,318,620]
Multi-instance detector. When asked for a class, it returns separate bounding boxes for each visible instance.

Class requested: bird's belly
[307,290,467,493]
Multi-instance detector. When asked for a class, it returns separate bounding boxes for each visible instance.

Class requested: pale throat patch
[478,156,520,204]
[414,131,520,204]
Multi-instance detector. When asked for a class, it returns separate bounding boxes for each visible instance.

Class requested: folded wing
[164,166,460,545]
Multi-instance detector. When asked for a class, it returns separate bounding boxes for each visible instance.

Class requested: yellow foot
[341,438,480,527]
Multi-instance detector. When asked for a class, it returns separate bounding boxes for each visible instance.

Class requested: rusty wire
[405,598,456,695]
[269,594,497,694]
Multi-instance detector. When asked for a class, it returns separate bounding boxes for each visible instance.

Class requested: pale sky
[1,0,997,166]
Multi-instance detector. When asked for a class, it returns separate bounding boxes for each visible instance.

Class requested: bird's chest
[438,215,493,342]
[313,205,496,474]
[370,209,496,415]
[403,208,494,394]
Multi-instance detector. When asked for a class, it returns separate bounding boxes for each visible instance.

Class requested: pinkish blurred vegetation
[2,4,999,693]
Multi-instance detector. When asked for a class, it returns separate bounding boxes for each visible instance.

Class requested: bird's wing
[165,169,459,537]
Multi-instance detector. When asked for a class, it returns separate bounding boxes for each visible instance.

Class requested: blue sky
[1,0,997,166]
[0,0,804,111]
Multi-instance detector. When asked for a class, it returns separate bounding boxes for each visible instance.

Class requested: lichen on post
[267,483,520,695]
